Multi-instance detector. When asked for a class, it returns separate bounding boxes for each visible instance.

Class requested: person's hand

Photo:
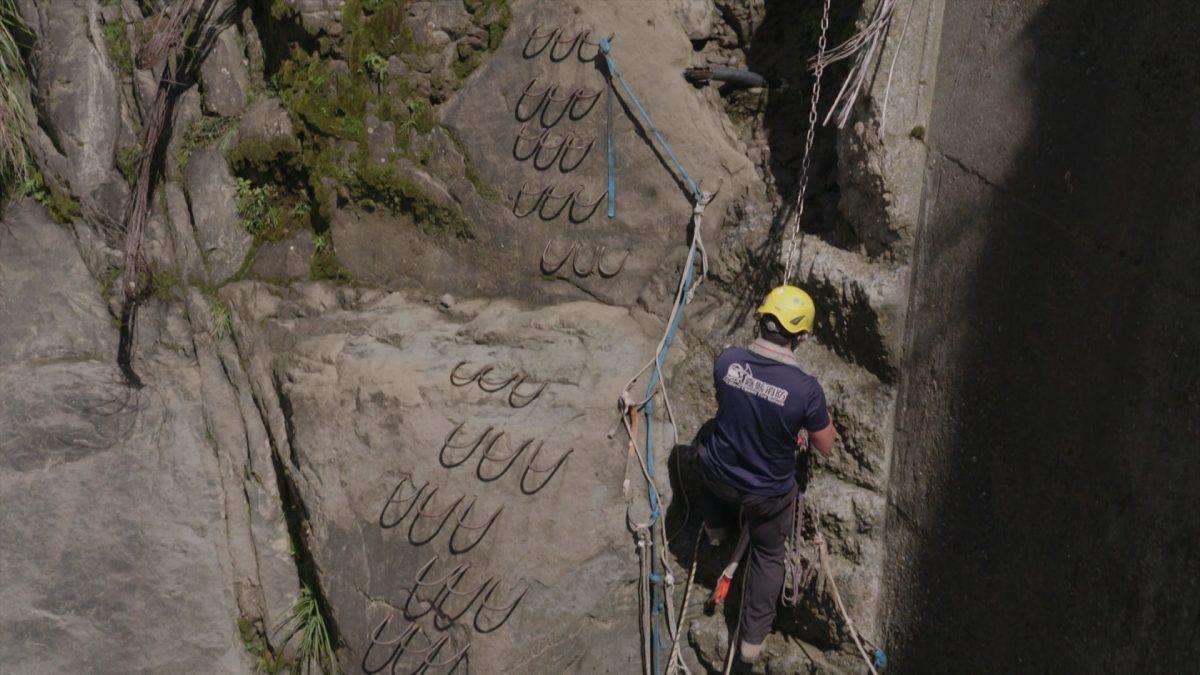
[796,429,809,451]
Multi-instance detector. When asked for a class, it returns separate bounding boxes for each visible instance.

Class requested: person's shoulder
[786,367,824,393]
[717,345,749,362]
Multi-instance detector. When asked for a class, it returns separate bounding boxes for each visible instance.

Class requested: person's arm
[804,382,836,453]
[808,415,836,453]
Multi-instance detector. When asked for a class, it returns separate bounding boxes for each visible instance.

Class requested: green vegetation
[117,143,143,184]
[239,616,288,673]
[150,267,181,302]
[99,265,123,298]
[363,51,387,81]
[282,581,336,667]
[180,114,237,167]
[348,163,468,239]
[227,135,301,178]
[208,293,232,340]
[442,125,500,202]
[1,0,31,196]
[20,165,81,224]
[235,177,281,236]
[235,0,507,280]
[102,17,132,77]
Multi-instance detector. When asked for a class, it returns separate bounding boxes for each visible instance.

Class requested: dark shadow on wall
[886,0,1200,671]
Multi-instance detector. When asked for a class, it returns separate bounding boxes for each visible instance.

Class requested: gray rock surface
[18,0,125,217]
[200,26,250,117]
[283,0,344,36]
[251,232,315,281]
[223,285,664,672]
[0,200,252,674]
[183,148,253,283]
[238,97,295,143]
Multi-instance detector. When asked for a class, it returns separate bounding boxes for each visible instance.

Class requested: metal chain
[783,0,832,285]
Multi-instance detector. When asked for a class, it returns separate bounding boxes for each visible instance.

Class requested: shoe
[739,639,765,662]
[703,524,728,546]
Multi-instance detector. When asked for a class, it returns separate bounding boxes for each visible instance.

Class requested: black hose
[683,65,768,89]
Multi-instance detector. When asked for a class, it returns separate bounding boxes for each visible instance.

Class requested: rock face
[184,148,253,283]
[223,285,664,671]
[0,200,257,674]
[24,0,1197,674]
[18,0,126,217]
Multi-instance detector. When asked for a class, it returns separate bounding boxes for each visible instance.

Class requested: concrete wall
[884,0,1200,671]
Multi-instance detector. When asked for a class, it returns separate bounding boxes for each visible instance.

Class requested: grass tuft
[208,294,232,340]
[235,177,280,236]
[275,585,339,674]
[1,0,31,196]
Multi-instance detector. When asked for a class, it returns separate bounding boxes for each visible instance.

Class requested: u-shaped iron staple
[362,615,424,675]
[540,239,579,274]
[513,124,548,162]
[577,29,614,62]
[450,360,492,387]
[559,133,596,172]
[515,78,553,122]
[512,181,549,218]
[597,247,630,277]
[523,24,558,58]
[413,634,471,674]
[549,28,583,62]
[540,85,575,127]
[532,131,568,171]
[508,377,547,409]
[568,86,602,120]
[478,438,538,482]
[432,573,495,630]
[408,488,466,547]
[451,498,504,541]
[521,446,575,495]
[406,557,469,620]
[538,183,576,220]
[380,475,429,529]
[440,423,496,468]
[474,580,530,633]
[478,370,520,392]
[571,245,600,277]
[569,187,607,223]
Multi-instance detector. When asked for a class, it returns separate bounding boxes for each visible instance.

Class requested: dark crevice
[269,426,345,658]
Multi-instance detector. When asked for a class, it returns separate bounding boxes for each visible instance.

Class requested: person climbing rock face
[696,284,836,664]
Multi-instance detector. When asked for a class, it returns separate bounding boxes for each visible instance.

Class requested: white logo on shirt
[723,363,789,406]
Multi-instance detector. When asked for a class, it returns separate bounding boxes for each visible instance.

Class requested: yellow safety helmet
[756,285,815,335]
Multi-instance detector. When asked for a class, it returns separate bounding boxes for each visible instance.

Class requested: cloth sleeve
[803,382,831,433]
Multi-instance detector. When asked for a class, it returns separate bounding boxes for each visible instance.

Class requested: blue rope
[606,67,616,219]
[597,37,704,675]
[641,241,698,675]
[600,38,703,219]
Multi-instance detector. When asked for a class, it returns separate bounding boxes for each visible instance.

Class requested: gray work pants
[697,463,799,646]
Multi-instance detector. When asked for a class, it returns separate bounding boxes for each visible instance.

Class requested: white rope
[665,536,700,675]
[815,529,880,675]
[617,192,714,675]
[814,0,902,129]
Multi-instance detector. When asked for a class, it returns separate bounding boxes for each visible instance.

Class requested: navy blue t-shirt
[699,345,830,497]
